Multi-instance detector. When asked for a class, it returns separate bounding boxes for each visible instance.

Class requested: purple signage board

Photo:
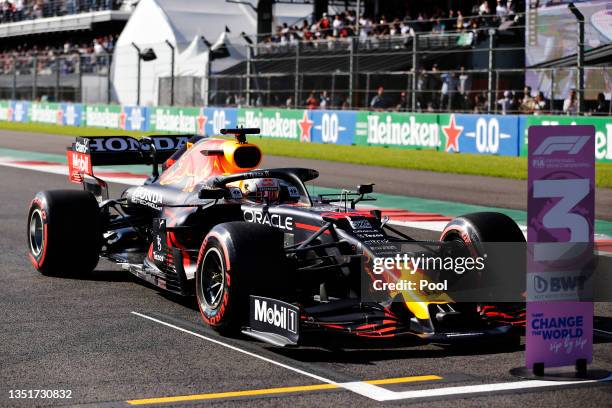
[526,125,595,369]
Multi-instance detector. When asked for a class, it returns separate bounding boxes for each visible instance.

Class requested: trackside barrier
[0,100,610,163]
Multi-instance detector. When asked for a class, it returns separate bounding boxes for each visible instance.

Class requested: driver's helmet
[241,178,281,204]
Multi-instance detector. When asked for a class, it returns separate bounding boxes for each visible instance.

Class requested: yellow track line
[126,375,442,405]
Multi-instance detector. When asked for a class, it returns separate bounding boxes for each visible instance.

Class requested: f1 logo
[533,136,590,155]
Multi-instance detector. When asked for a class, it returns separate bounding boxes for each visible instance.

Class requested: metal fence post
[487,29,495,113]
[411,34,418,111]
[107,53,112,104]
[494,70,499,113]
[55,57,60,102]
[294,41,300,108]
[365,72,370,108]
[331,73,336,108]
[32,55,38,100]
[78,55,83,103]
[569,3,584,114]
[246,45,252,106]
[348,37,354,108]
[550,68,555,113]
[11,56,17,100]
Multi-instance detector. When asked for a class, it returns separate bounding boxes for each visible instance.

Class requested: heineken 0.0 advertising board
[437,113,520,156]
[238,108,314,142]
[84,104,124,129]
[149,106,205,135]
[29,102,62,125]
[354,112,440,149]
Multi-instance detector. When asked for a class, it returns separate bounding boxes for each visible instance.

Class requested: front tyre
[441,212,525,344]
[27,190,102,276]
[196,222,286,335]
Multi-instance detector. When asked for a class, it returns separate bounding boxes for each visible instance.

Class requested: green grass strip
[2,121,611,188]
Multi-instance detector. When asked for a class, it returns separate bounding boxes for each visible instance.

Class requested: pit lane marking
[125,375,442,405]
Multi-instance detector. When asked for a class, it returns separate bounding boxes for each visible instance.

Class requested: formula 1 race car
[27,129,525,347]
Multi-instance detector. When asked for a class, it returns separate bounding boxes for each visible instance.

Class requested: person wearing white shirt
[496,0,508,20]
[563,89,578,115]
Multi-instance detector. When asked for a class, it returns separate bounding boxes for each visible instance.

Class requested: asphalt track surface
[1,130,611,407]
[1,129,611,219]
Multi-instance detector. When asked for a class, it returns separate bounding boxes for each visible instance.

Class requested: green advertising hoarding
[149,106,204,134]
[237,108,312,141]
[354,111,441,149]
[522,115,612,163]
[0,100,10,121]
[29,102,61,125]
[84,104,124,129]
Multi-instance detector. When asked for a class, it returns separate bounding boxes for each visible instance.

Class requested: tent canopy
[112,0,311,105]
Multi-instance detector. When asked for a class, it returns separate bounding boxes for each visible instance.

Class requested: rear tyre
[196,222,286,335]
[27,190,102,276]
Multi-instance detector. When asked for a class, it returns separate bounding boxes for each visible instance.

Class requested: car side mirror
[357,184,374,195]
[198,188,226,200]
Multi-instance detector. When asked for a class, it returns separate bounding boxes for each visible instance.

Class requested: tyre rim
[29,209,44,257]
[201,247,225,309]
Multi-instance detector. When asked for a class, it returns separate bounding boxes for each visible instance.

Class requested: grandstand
[0,0,610,115]
[0,0,132,102]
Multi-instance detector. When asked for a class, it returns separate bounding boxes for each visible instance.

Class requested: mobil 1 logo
[250,296,299,344]
[152,218,167,264]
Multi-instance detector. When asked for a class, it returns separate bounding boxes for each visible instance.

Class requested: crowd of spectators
[0,35,116,75]
[266,0,521,46]
[0,0,127,23]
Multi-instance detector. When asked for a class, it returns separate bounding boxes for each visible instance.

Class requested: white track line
[131,311,391,401]
[132,311,612,402]
[382,375,612,401]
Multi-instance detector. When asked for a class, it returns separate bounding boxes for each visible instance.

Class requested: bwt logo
[253,299,297,334]
[533,136,590,155]
[533,275,586,294]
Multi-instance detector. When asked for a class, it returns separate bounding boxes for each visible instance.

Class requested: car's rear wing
[66,135,191,183]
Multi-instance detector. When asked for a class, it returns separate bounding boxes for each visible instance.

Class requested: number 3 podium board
[526,125,595,371]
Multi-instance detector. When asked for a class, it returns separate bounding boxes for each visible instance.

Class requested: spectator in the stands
[478,0,491,15]
[507,0,518,21]
[306,92,318,109]
[332,14,344,37]
[563,89,578,115]
[370,86,388,110]
[457,66,471,110]
[534,91,547,115]
[318,12,331,37]
[455,11,465,30]
[319,90,330,109]
[496,0,509,21]
[520,86,536,113]
[592,93,610,116]
[440,71,458,110]
[497,90,513,115]
[432,18,445,34]
[416,69,428,111]
[473,92,486,113]
[429,64,442,110]
[285,96,294,109]
[396,91,409,111]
